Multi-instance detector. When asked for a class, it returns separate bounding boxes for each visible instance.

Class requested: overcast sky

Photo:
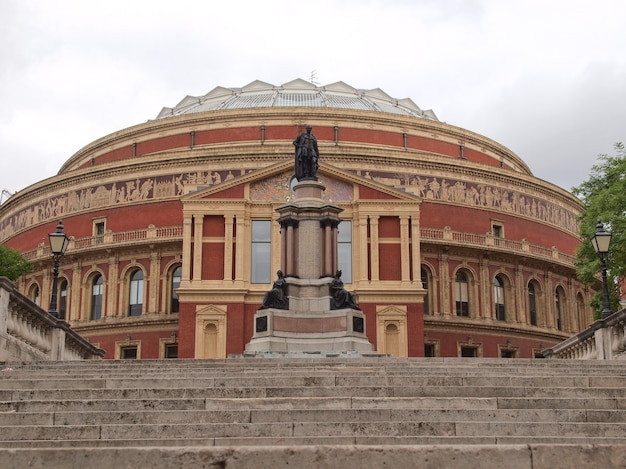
[1,0,625,200]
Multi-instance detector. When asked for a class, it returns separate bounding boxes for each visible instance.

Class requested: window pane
[121,347,137,359]
[338,221,352,283]
[528,283,537,326]
[455,271,469,316]
[171,266,181,313]
[91,275,103,320]
[251,221,271,283]
[251,243,271,283]
[421,267,429,315]
[494,276,505,321]
[252,220,271,242]
[129,270,143,316]
[59,280,68,320]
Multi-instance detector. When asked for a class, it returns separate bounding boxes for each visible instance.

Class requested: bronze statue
[330,270,360,310]
[293,125,319,181]
[259,270,289,310]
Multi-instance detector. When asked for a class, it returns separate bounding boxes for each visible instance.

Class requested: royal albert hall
[0,79,591,359]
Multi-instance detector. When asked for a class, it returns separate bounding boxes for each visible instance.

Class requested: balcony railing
[420,226,575,266]
[19,224,573,267]
[22,225,183,261]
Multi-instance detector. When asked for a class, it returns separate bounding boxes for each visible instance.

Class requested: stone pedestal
[245,179,374,354]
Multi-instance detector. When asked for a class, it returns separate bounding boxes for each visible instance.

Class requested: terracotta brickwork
[0,92,590,359]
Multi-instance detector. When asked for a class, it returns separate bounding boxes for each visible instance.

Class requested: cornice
[71,314,178,336]
[424,316,571,342]
[59,106,529,177]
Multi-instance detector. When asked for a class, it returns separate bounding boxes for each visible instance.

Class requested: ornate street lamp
[48,220,70,318]
[590,220,612,320]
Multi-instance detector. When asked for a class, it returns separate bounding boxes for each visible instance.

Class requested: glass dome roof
[156,79,438,121]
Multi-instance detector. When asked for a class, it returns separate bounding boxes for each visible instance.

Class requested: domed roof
[156,79,439,121]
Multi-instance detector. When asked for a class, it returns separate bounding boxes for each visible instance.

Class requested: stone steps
[1,358,626,468]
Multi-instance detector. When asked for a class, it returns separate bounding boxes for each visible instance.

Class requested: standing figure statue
[293,125,319,181]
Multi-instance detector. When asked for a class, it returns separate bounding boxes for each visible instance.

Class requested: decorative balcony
[19,224,572,267]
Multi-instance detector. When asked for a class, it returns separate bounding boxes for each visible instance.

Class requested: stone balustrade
[21,225,183,261]
[19,224,572,267]
[0,277,104,361]
[543,307,626,359]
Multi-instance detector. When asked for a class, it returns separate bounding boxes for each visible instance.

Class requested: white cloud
[1,0,625,195]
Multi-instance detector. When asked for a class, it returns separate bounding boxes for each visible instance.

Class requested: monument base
[245,307,374,353]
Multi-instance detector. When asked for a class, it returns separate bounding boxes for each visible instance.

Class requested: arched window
[171,265,182,313]
[455,270,469,317]
[555,287,564,331]
[29,284,40,306]
[528,282,537,326]
[91,275,103,320]
[576,292,587,331]
[421,266,430,315]
[494,274,506,321]
[129,269,144,316]
[59,279,68,320]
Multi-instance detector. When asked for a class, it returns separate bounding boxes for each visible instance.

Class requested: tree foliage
[572,142,626,318]
[0,244,33,281]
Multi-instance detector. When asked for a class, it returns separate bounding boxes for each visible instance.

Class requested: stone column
[324,222,332,276]
[71,260,81,321]
[515,264,524,324]
[286,222,295,276]
[149,250,160,313]
[439,251,450,316]
[223,214,234,281]
[108,253,119,317]
[479,256,490,319]
[181,215,193,282]
[332,222,339,275]
[369,216,380,282]
[411,216,420,284]
[358,215,369,282]
[235,216,245,282]
[192,215,203,281]
[400,215,410,283]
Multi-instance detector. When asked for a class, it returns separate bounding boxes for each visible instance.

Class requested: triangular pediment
[181,160,421,204]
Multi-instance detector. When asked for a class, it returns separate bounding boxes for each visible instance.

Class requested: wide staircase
[0,357,625,468]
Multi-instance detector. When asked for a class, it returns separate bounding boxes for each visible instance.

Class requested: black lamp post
[48,220,70,318]
[590,220,613,320]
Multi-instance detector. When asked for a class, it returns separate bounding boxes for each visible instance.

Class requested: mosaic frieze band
[0,167,579,241]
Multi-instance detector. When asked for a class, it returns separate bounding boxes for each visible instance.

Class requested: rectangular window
[492,221,504,246]
[251,220,271,283]
[94,219,106,244]
[424,343,436,357]
[165,344,178,359]
[121,346,137,359]
[461,346,477,357]
[338,221,352,283]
